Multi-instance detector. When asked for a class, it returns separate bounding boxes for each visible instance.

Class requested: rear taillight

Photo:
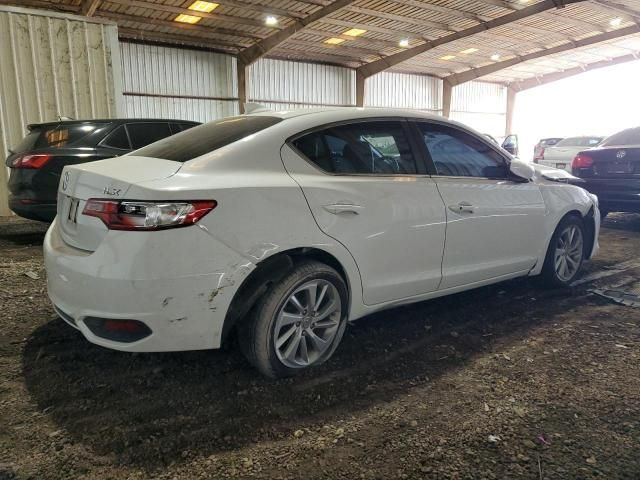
[572,154,594,169]
[11,153,52,169]
[82,199,216,230]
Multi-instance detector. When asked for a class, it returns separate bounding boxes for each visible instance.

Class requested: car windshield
[132,116,283,162]
[600,128,640,147]
[555,137,602,147]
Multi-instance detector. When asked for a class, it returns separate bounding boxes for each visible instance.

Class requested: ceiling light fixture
[440,55,456,60]
[265,15,278,26]
[188,1,219,13]
[399,38,410,48]
[324,37,345,45]
[610,17,622,27]
[175,13,202,24]
[343,28,367,37]
[491,53,501,61]
[460,48,479,54]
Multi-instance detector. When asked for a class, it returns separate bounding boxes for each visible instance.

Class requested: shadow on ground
[17,213,640,472]
[22,276,585,472]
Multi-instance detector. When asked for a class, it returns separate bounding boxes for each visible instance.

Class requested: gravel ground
[1,214,639,480]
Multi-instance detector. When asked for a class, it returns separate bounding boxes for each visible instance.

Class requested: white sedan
[44,108,600,378]
[536,136,603,172]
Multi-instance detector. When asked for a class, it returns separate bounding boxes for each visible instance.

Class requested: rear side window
[127,122,172,149]
[101,126,131,150]
[171,122,197,133]
[601,128,640,147]
[132,116,282,162]
[292,121,417,175]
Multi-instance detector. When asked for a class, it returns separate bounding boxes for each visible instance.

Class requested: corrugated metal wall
[364,72,442,113]
[248,58,355,109]
[450,81,508,137]
[120,42,239,122]
[0,5,121,216]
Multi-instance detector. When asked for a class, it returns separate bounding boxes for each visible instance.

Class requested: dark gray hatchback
[6,118,199,222]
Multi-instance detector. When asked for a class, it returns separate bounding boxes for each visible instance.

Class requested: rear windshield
[601,128,640,147]
[131,116,283,162]
[11,123,106,153]
[555,137,602,147]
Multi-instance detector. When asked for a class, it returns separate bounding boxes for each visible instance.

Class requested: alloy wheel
[273,279,342,368]
[553,224,584,282]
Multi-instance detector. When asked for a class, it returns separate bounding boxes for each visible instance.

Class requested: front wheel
[540,215,586,287]
[239,260,348,378]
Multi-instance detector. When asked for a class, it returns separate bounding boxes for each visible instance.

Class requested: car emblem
[616,150,627,159]
[62,171,70,191]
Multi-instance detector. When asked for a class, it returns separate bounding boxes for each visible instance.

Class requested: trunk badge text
[616,150,627,159]
[103,186,122,196]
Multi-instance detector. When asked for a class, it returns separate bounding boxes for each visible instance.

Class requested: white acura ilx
[44,108,600,378]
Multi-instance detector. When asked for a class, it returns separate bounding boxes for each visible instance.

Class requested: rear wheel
[540,215,586,287]
[239,260,348,378]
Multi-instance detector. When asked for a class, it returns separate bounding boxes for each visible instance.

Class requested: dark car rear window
[131,116,282,162]
[10,130,40,154]
[601,128,640,147]
[11,123,107,153]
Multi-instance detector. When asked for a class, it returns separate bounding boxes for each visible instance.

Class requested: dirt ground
[1,215,639,480]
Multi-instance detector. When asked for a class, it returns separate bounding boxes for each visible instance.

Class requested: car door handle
[448,202,475,214]
[323,203,363,215]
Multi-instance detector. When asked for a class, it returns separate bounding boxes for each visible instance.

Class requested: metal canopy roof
[4,0,640,87]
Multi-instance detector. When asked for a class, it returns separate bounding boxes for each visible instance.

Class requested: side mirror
[509,158,535,181]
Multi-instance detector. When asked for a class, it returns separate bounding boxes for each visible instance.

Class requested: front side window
[292,121,417,175]
[418,123,508,178]
[126,122,172,149]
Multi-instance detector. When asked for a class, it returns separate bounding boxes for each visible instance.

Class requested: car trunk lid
[57,156,183,251]
[573,146,640,179]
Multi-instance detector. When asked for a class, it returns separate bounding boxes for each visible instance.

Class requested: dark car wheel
[239,260,348,378]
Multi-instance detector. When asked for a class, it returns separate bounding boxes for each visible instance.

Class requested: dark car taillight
[11,153,52,169]
[572,154,594,169]
[82,199,216,230]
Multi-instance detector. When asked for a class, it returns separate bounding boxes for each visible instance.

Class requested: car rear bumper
[580,179,640,213]
[9,195,57,222]
[43,218,254,352]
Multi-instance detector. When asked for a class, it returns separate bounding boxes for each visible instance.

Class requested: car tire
[239,260,348,378]
[540,215,586,288]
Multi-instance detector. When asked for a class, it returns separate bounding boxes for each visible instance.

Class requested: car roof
[248,106,444,122]
[28,118,200,129]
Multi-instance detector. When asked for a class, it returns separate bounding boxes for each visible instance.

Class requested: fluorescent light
[324,37,345,45]
[460,48,479,54]
[188,1,218,13]
[343,28,367,37]
[399,38,410,48]
[491,53,501,61]
[610,17,622,27]
[440,55,456,60]
[175,14,202,24]
[265,15,278,26]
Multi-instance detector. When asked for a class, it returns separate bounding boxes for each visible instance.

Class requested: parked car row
[532,128,640,217]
